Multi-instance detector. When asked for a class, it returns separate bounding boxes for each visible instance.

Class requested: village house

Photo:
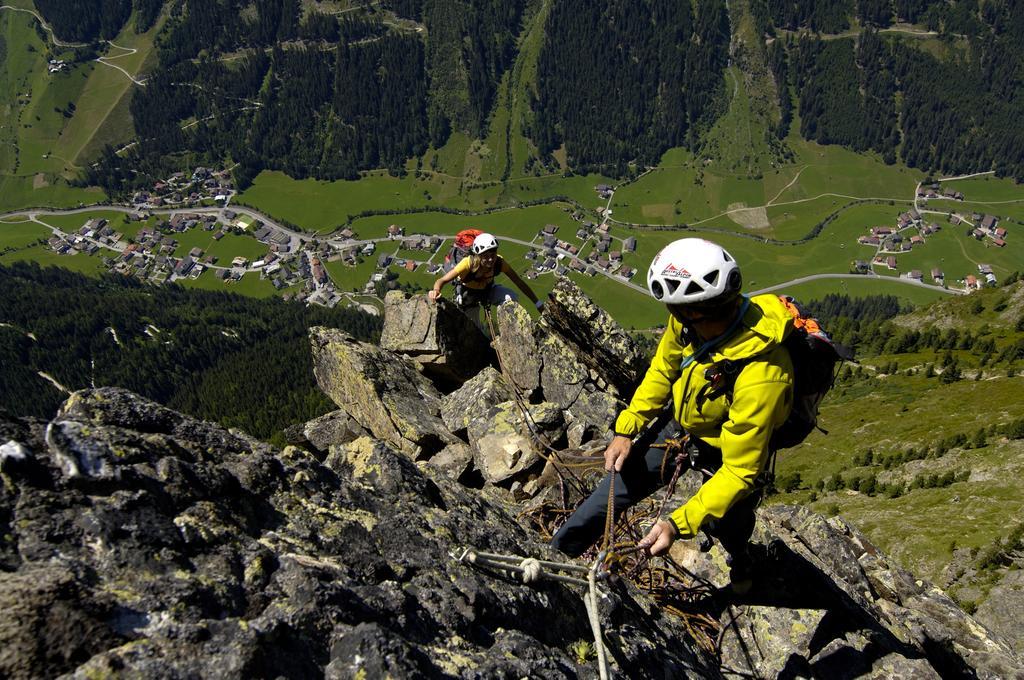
[858,235,881,246]
[910,235,924,247]
[387,224,404,239]
[965,275,980,290]
[623,236,637,252]
[994,227,1007,239]
[980,215,998,231]
[886,256,897,270]
[931,268,944,283]
[993,238,1007,247]
[907,270,923,281]
[542,224,559,235]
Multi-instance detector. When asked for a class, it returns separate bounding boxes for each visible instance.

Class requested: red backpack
[443,229,483,273]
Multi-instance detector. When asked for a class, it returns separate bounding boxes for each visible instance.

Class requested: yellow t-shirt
[451,255,513,290]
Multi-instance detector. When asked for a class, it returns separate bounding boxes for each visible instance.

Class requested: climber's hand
[604,435,632,472]
[638,520,678,556]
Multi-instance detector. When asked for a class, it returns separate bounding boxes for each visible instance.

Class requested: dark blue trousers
[550,418,761,560]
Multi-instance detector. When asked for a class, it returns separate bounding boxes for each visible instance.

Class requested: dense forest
[0,262,381,443]
[778,0,1024,179]
[33,0,161,40]
[69,0,1024,190]
[532,0,729,175]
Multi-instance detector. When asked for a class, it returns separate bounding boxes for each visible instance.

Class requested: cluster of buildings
[854,202,1009,292]
[46,218,121,257]
[965,213,1008,247]
[857,210,941,253]
[524,222,638,281]
[916,183,964,201]
[365,232,443,294]
[47,59,68,74]
[131,167,234,208]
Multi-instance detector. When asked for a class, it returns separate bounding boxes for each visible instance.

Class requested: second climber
[428,232,542,329]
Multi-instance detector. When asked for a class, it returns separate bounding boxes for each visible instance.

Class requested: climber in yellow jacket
[551,238,794,592]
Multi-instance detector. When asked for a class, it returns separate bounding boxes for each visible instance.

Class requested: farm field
[237,168,610,234]
[0,219,49,250]
[345,203,580,242]
[0,242,107,274]
[610,138,920,242]
[324,256,378,293]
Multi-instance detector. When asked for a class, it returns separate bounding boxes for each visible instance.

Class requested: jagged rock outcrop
[697,505,1024,679]
[541,278,648,398]
[0,388,715,678]
[4,280,1021,678]
[379,291,491,383]
[310,326,458,458]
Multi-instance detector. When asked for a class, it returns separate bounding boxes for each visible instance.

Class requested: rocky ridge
[0,277,1021,678]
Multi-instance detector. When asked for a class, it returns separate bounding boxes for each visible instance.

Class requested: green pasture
[928,199,1024,225]
[34,209,128,233]
[612,136,921,234]
[239,168,612,235]
[0,11,107,211]
[204,232,268,262]
[176,269,277,297]
[939,175,1024,204]
[344,203,578,242]
[0,243,107,274]
[0,219,48,249]
[0,175,103,213]
[324,256,377,292]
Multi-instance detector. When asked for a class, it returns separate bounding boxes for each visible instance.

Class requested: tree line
[0,262,381,445]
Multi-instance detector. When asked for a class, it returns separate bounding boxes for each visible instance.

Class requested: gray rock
[423,441,474,481]
[539,333,588,410]
[541,277,647,397]
[718,605,825,678]
[467,401,565,485]
[0,389,718,678]
[440,367,515,435]
[0,564,124,679]
[491,302,541,396]
[285,409,365,453]
[975,568,1024,656]
[310,326,457,458]
[760,505,1024,679]
[379,292,491,384]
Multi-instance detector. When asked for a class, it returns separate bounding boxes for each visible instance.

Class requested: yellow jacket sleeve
[613,318,687,437]
[669,376,791,538]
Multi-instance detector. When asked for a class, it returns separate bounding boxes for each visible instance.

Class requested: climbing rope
[456,546,610,680]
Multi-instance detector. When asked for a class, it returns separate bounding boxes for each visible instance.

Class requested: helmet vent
[665,279,681,296]
[684,281,703,296]
[703,271,719,286]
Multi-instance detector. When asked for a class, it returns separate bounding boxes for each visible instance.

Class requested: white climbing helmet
[646,238,742,306]
[471,232,499,255]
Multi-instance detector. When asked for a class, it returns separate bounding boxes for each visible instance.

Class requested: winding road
[0,4,148,86]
